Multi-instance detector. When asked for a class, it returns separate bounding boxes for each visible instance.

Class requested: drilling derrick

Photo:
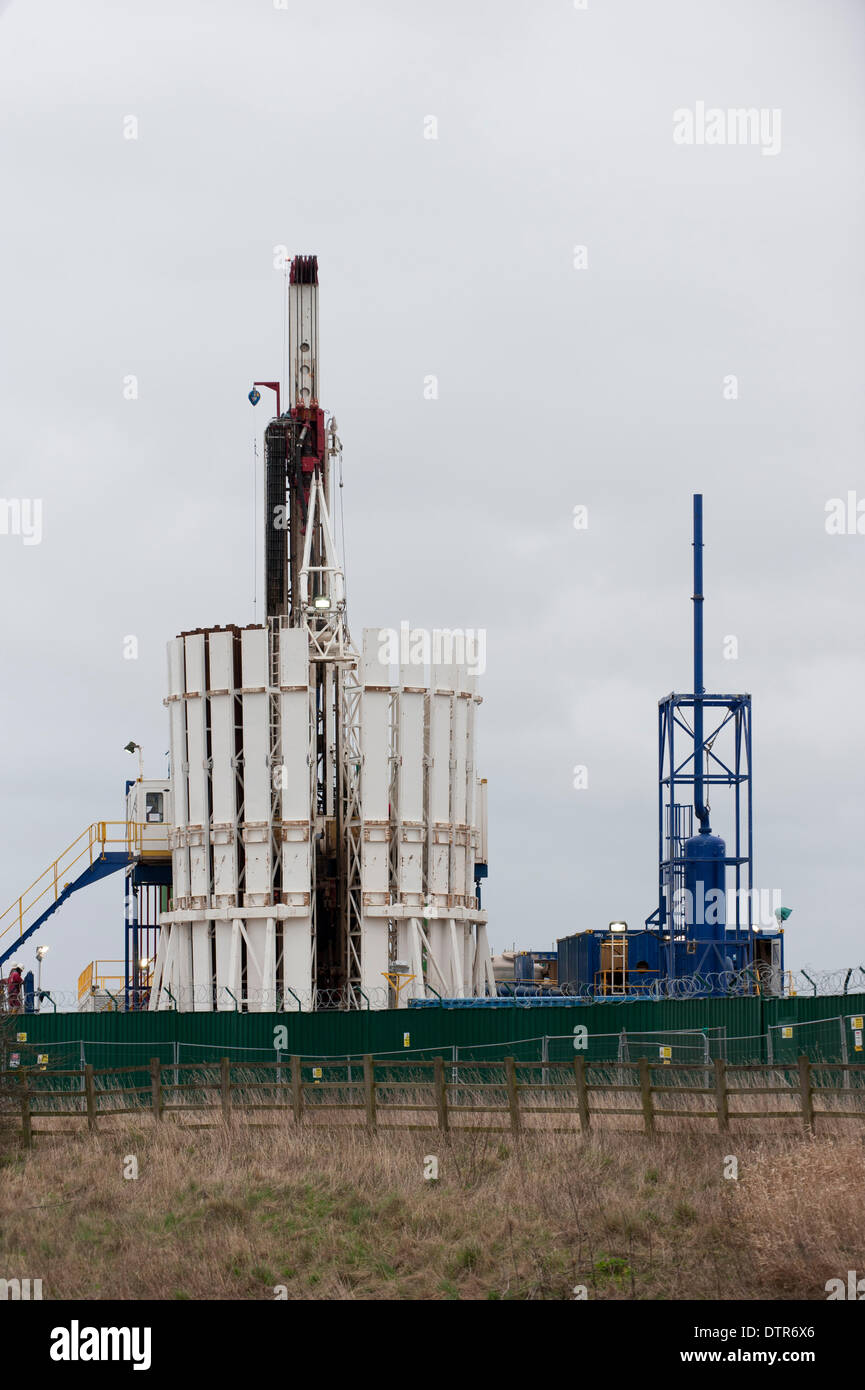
[264,255,354,1001]
[149,255,493,1012]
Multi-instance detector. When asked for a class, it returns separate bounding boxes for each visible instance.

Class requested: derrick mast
[264,255,353,1000]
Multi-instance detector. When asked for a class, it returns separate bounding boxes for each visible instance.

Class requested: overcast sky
[1,0,863,999]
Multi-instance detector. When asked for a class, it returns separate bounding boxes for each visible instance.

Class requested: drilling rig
[149,255,493,1011]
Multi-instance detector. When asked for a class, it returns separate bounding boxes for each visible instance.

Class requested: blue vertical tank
[684,829,726,941]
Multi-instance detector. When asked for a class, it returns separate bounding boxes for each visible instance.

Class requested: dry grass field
[2,1113,864,1300]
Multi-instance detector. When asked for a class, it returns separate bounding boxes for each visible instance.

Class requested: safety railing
[77,961,126,1004]
[0,823,141,951]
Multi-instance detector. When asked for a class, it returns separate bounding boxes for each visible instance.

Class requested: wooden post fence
[434,1056,449,1132]
[85,1063,97,1133]
[290,1056,303,1124]
[714,1057,729,1133]
[639,1057,655,1135]
[799,1055,814,1134]
[504,1056,521,1135]
[2,1053,865,1141]
[149,1057,163,1122]
[19,1068,31,1150]
[573,1055,590,1132]
[220,1057,232,1126]
[363,1054,377,1130]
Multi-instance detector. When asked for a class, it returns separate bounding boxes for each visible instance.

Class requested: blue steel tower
[648,495,756,986]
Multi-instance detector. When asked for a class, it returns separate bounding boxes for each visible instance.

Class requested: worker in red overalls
[6,963,24,1012]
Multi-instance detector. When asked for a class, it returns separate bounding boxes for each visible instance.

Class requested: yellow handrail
[78,960,126,1001]
[0,823,142,949]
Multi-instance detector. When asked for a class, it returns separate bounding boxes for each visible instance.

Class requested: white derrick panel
[361,633,392,900]
[428,660,457,992]
[214,924,234,1009]
[244,919,268,1007]
[463,923,473,992]
[428,664,453,898]
[209,631,238,903]
[464,672,478,901]
[260,918,277,1012]
[449,920,465,996]
[397,663,424,902]
[191,922,211,1010]
[167,923,193,1005]
[167,639,190,906]
[279,629,310,819]
[219,921,242,1010]
[421,915,450,996]
[184,634,210,906]
[241,627,271,903]
[360,630,390,998]
[451,666,469,904]
[400,919,426,1003]
[361,927,389,1003]
[282,935,314,1009]
[476,778,488,864]
[361,630,390,818]
[279,629,313,1004]
[425,917,450,995]
[474,923,494,995]
[147,924,169,1011]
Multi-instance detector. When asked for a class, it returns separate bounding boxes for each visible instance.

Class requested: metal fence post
[85,1063,97,1133]
[618,1028,629,1088]
[766,1025,774,1065]
[713,1057,729,1133]
[638,1057,654,1135]
[840,1019,850,1091]
[290,1056,303,1124]
[363,1054,377,1130]
[505,1057,521,1135]
[798,1055,814,1134]
[434,1056,449,1132]
[149,1058,163,1122]
[541,1035,549,1089]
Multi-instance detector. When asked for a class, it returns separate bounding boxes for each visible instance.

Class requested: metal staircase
[0,823,137,969]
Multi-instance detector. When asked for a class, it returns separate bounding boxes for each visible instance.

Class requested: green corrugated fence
[3,995,864,1088]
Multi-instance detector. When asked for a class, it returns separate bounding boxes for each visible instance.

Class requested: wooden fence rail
[2,1055,865,1147]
